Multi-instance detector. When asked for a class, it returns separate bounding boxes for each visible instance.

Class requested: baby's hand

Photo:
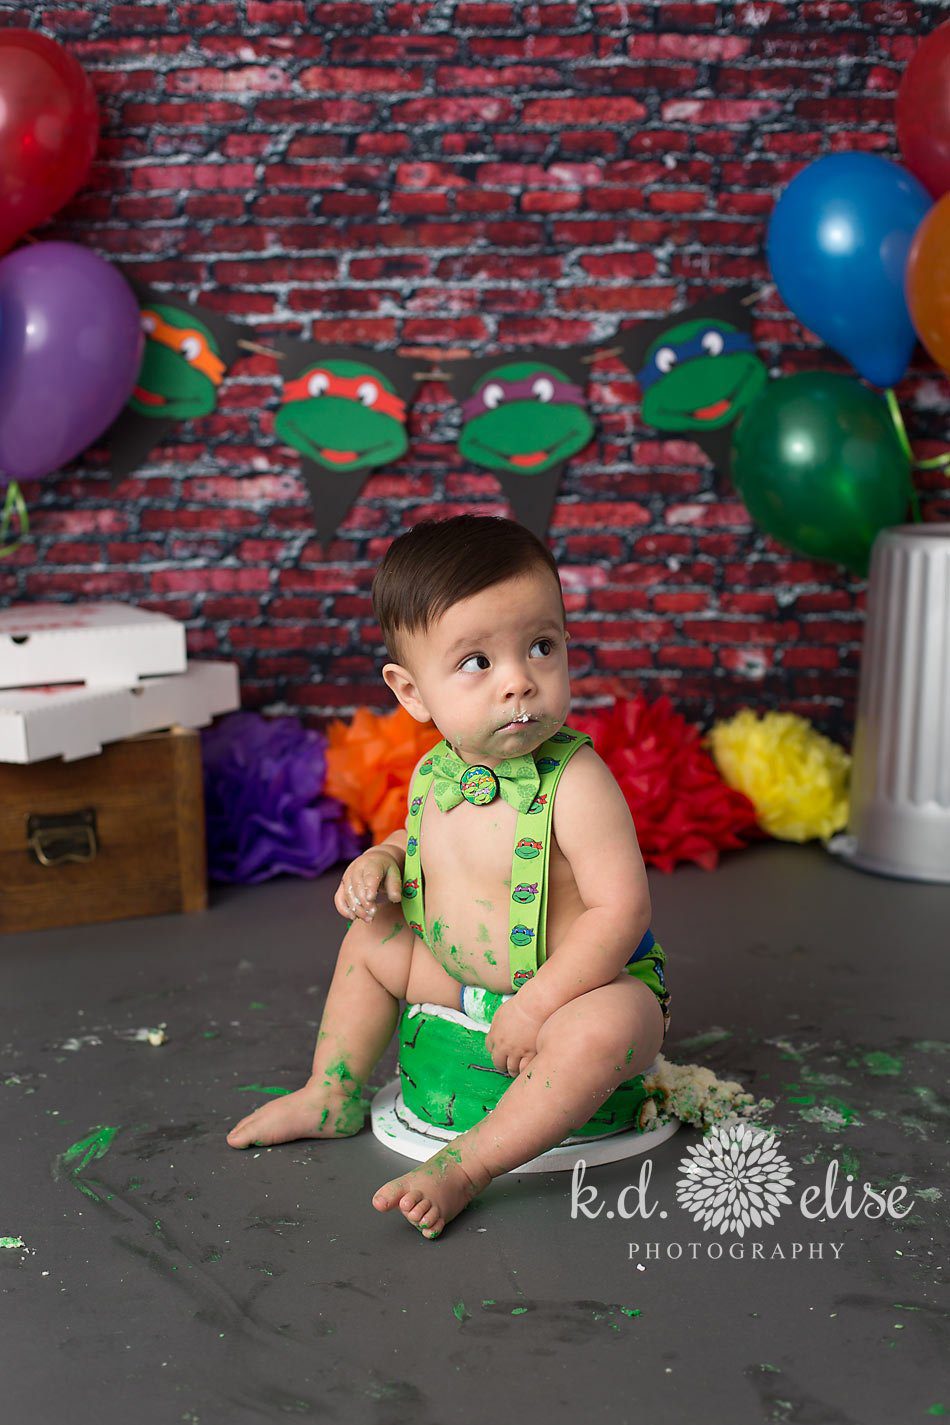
[334,846,404,923]
[485,994,545,1077]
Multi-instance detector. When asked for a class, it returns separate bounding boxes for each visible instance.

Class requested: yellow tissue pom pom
[706,709,851,843]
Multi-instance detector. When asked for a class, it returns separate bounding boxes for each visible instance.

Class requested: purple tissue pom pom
[201,711,362,884]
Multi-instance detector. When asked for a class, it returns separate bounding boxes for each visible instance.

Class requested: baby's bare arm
[334,831,407,923]
[333,745,428,923]
[378,827,408,862]
[513,747,651,1024]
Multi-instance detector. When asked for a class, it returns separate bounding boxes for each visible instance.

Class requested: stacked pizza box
[0,603,240,763]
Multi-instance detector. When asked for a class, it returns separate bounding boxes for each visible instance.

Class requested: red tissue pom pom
[572,695,761,873]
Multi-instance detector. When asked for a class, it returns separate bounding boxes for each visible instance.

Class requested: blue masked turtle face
[638,319,767,433]
[458,361,594,474]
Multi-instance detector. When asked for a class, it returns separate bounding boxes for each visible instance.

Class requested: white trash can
[841,523,950,883]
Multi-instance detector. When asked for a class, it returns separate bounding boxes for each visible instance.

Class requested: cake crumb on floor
[643,1053,775,1134]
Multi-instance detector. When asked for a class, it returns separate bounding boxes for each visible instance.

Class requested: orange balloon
[906,192,950,373]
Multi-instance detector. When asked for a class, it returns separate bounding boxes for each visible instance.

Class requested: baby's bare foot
[226,1080,366,1149]
[371,1142,493,1239]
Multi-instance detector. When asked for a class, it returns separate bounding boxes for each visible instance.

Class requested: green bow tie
[428,741,541,813]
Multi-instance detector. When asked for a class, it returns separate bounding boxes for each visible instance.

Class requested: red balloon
[897,19,950,198]
[0,30,99,254]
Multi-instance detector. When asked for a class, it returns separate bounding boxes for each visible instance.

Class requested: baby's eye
[529,637,554,658]
[459,653,491,673]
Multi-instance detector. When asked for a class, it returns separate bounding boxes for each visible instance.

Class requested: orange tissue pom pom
[325,705,442,845]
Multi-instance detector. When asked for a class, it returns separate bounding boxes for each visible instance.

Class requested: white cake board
[370,1079,681,1173]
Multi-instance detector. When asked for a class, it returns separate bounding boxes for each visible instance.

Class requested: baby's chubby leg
[373,974,664,1238]
[227,862,413,1149]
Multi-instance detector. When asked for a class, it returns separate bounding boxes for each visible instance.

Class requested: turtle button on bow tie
[427,743,541,813]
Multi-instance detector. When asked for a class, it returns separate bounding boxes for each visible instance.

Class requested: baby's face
[389,568,572,766]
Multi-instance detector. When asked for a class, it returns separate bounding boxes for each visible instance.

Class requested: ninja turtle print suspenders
[400,726,594,992]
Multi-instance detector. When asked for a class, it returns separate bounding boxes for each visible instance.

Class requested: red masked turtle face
[275,359,409,472]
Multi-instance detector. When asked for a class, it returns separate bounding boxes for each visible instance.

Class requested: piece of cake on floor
[642,1053,775,1134]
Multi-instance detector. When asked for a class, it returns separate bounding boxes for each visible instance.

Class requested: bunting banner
[106,283,250,480]
[616,285,768,477]
[271,340,420,544]
[446,347,595,539]
[98,285,770,541]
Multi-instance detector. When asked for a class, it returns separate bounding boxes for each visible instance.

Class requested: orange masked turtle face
[381,566,572,770]
[129,306,226,419]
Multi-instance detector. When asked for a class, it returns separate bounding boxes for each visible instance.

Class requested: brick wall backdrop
[2,0,948,745]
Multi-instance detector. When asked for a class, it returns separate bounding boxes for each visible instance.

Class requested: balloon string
[0,480,29,558]
[884,389,922,523]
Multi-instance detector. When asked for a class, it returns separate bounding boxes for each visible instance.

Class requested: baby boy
[227,513,671,1238]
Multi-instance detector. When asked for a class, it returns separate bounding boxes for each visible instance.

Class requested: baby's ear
[381,662,431,723]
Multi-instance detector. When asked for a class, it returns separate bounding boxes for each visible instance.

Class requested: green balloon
[730,372,913,576]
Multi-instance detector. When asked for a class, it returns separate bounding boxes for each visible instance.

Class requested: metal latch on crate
[26,809,98,867]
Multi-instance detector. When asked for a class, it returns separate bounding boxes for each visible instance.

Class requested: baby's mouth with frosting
[496,711,539,733]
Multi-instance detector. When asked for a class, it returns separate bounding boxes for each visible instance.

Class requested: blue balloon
[767,152,932,388]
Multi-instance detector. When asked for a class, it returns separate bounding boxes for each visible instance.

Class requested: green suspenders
[400,725,593,993]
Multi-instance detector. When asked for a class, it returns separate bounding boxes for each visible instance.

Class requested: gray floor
[2,842,948,1425]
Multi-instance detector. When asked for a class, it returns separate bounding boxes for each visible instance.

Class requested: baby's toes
[372,1177,409,1212]
[226,1117,256,1140]
[406,1196,432,1225]
[421,1217,444,1239]
[396,1188,425,1219]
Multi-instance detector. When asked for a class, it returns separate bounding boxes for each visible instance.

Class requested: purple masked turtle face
[458,361,594,475]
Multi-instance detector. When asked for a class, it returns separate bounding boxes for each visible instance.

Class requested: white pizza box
[0,660,240,764]
[0,602,187,690]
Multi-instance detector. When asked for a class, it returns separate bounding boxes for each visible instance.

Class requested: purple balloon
[0,241,143,481]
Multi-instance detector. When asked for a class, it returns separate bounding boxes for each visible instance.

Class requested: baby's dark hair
[372,514,564,665]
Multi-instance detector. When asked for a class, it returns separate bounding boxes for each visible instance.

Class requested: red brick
[781,647,841,670]
[657,3,718,23]
[681,619,801,645]
[662,99,782,124]
[628,34,750,59]
[656,646,716,669]
[178,4,240,25]
[576,62,701,90]
[523,98,648,124]
[453,4,516,24]
[392,96,517,125]
[25,571,148,598]
[131,162,256,190]
[653,593,711,613]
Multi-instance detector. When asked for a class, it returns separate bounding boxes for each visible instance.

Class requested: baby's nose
[503,669,536,698]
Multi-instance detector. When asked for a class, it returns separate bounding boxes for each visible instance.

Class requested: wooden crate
[0,727,207,933]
